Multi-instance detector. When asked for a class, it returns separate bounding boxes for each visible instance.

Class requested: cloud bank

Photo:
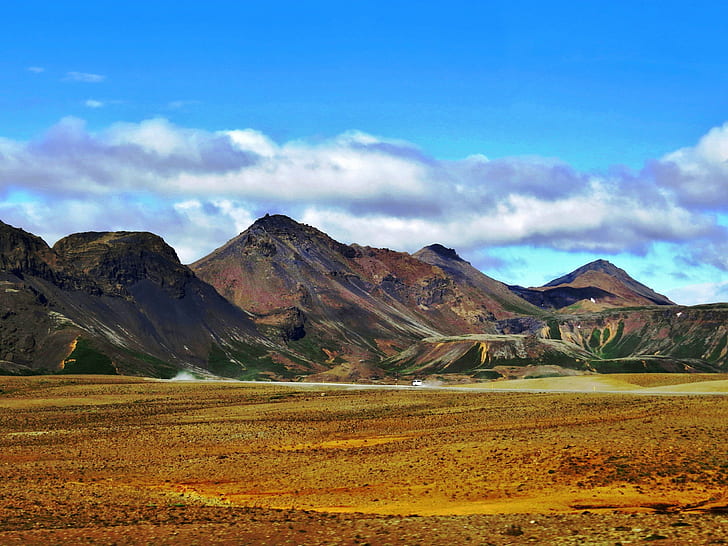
[0,117,726,302]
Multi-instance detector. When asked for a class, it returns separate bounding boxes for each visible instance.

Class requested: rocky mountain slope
[191,215,543,370]
[383,304,727,379]
[412,244,542,317]
[1,216,726,380]
[509,259,674,311]
[0,222,305,378]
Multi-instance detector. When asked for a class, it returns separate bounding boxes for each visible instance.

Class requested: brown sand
[1,374,727,544]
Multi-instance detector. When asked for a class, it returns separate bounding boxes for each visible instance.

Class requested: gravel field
[1,375,727,544]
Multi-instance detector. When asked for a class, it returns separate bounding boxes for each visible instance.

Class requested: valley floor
[1,375,727,544]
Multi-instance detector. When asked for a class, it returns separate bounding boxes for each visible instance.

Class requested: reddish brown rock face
[191,215,546,368]
[1,215,726,380]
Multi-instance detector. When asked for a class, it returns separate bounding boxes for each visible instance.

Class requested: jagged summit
[195,213,356,266]
[54,231,182,266]
[413,243,543,318]
[250,213,304,232]
[414,244,466,263]
[53,231,191,299]
[0,220,58,278]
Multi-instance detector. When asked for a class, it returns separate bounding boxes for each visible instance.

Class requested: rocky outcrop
[0,221,58,281]
[0,222,297,378]
[382,303,727,378]
[381,333,594,379]
[546,304,727,371]
[54,231,193,299]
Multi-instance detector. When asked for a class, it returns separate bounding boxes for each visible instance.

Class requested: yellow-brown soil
[1,375,727,545]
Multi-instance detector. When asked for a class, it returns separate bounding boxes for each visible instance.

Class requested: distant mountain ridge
[1,215,725,380]
[509,259,674,311]
[544,259,674,304]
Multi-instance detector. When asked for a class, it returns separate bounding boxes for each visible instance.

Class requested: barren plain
[1,374,728,545]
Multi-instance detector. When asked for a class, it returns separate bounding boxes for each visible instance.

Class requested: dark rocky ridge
[0,221,299,378]
[54,231,193,299]
[1,216,726,379]
[0,220,58,281]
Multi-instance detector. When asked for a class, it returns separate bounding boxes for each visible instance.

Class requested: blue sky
[1,1,727,304]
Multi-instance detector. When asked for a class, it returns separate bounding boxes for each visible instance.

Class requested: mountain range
[1,215,726,381]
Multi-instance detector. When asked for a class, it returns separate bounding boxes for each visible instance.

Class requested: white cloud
[653,121,728,209]
[225,129,278,158]
[667,281,728,306]
[170,199,255,262]
[105,118,192,156]
[84,99,104,108]
[27,66,45,73]
[64,71,106,83]
[0,117,726,291]
[163,136,431,203]
[299,209,450,251]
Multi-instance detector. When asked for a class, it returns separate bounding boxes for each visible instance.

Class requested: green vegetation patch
[208,341,298,380]
[600,320,625,359]
[444,344,488,373]
[708,333,727,363]
[588,328,602,351]
[671,336,711,360]
[117,347,179,379]
[547,319,562,340]
[61,339,117,375]
[593,323,643,360]
[207,343,246,378]
[537,348,585,369]
[288,335,341,364]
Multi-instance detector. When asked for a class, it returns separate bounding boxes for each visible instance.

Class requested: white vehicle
[411,379,423,386]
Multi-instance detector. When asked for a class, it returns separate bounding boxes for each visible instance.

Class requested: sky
[1,1,727,305]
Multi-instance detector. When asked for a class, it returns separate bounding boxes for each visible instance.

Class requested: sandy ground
[1,374,727,544]
[458,373,728,394]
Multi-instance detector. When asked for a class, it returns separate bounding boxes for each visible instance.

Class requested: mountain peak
[54,231,181,265]
[544,259,624,287]
[415,244,465,263]
[250,213,306,233]
[541,259,673,306]
[0,220,58,278]
[53,231,190,297]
